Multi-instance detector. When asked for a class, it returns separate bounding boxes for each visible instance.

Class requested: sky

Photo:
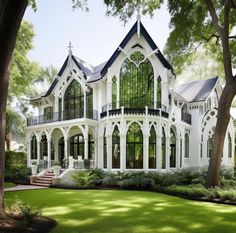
[24,0,171,69]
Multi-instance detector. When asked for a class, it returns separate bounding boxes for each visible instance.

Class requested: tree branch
[205,0,223,36]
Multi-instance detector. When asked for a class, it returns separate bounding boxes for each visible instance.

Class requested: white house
[26,19,234,179]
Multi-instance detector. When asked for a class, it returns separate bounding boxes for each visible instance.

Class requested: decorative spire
[68,41,73,56]
[137,6,141,38]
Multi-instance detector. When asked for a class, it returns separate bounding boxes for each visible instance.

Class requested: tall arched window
[70,134,84,159]
[207,137,213,158]
[103,129,107,169]
[88,134,94,160]
[184,133,189,158]
[40,134,48,160]
[31,135,37,159]
[112,126,120,169]
[157,76,162,108]
[170,128,176,168]
[58,137,65,165]
[87,87,93,117]
[120,52,154,108]
[161,127,166,169]
[126,122,143,169]
[149,126,156,169]
[228,133,232,158]
[112,77,117,109]
[64,80,84,119]
[180,138,182,167]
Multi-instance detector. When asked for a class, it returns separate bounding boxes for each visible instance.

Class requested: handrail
[27,108,98,126]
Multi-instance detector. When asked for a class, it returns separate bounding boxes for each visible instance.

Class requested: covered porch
[27,122,98,172]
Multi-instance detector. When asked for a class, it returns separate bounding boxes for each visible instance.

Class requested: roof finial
[137,6,141,38]
[68,41,73,56]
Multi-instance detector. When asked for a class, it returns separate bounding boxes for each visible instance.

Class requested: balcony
[101,101,169,119]
[27,108,98,126]
[181,112,192,124]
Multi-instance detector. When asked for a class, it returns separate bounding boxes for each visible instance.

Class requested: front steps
[31,170,55,187]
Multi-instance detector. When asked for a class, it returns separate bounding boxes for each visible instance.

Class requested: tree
[91,0,236,187]
[5,107,25,150]
[0,0,29,217]
[8,20,41,101]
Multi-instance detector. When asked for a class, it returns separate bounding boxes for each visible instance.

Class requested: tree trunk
[5,133,10,151]
[206,82,236,187]
[0,0,28,217]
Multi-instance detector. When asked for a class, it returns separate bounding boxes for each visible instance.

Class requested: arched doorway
[126,122,143,169]
[170,128,176,168]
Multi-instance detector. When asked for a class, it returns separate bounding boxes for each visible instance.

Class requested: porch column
[143,134,149,171]
[176,133,180,168]
[156,135,162,170]
[84,88,87,118]
[120,133,126,172]
[166,135,170,171]
[64,137,68,159]
[37,138,41,165]
[27,140,31,167]
[47,136,51,168]
[84,137,88,160]
[107,135,112,171]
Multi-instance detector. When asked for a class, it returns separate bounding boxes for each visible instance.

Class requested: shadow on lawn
[5,189,236,233]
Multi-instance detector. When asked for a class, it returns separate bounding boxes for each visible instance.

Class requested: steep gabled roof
[174,77,218,103]
[87,20,173,83]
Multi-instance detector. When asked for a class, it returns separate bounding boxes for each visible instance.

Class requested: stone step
[35,179,52,184]
[38,177,53,181]
[31,182,51,187]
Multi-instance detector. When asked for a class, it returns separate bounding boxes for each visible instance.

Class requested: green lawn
[4,182,16,188]
[4,189,236,233]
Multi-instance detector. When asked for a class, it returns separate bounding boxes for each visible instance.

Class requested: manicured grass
[4,182,16,188]
[4,189,236,233]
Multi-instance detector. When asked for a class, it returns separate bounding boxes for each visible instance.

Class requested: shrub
[120,176,155,189]
[210,188,236,201]
[102,176,119,187]
[163,184,210,198]
[5,164,31,184]
[71,170,98,187]
[6,199,43,224]
[5,150,27,168]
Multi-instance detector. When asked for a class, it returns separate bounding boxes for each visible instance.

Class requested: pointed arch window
[31,135,37,160]
[120,53,154,109]
[126,122,143,169]
[228,133,232,158]
[112,77,117,109]
[112,125,120,169]
[149,126,156,169]
[170,128,176,168]
[184,133,189,158]
[70,134,84,160]
[64,80,84,119]
[40,134,48,160]
[87,87,93,112]
[157,76,162,108]
[161,127,166,169]
[103,129,107,169]
[180,138,183,167]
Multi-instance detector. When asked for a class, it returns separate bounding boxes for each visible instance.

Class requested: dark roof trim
[71,56,87,79]
[58,56,69,76]
[100,21,173,79]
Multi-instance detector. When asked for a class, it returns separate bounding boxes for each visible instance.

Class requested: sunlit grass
[4,189,236,233]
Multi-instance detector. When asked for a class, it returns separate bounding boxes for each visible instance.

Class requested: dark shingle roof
[174,77,218,102]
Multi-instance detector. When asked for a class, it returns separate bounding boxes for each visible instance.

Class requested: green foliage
[5,164,31,185]
[71,170,99,187]
[6,199,43,224]
[5,150,27,168]
[164,184,210,198]
[9,21,41,100]
[104,0,163,24]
